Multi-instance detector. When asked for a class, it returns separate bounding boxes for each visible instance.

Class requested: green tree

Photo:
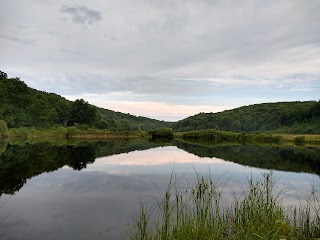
[96,120,110,129]
[0,70,7,79]
[56,100,71,127]
[69,99,96,126]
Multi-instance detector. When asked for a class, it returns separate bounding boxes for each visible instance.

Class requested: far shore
[1,126,320,147]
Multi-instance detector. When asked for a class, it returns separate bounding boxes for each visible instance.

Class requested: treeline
[182,129,282,144]
[0,70,173,131]
[173,101,320,134]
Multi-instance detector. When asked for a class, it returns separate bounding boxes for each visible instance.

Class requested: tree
[0,70,7,79]
[69,99,96,126]
[56,100,71,127]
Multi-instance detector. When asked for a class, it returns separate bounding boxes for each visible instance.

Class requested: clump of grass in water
[129,172,320,240]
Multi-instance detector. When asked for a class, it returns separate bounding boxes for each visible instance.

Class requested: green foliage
[252,133,282,144]
[69,99,96,126]
[54,127,67,137]
[174,101,320,134]
[96,108,173,131]
[65,126,81,136]
[72,123,90,131]
[0,120,8,138]
[148,128,173,140]
[182,129,282,144]
[0,70,173,130]
[96,119,110,129]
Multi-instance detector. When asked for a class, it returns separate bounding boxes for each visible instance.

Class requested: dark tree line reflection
[0,139,319,196]
[174,140,320,175]
[0,140,159,195]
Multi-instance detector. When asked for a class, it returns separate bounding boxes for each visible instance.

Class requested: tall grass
[129,172,320,239]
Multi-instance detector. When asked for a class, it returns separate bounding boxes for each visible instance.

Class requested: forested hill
[0,71,173,130]
[173,101,320,134]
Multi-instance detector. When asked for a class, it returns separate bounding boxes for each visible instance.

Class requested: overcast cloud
[60,5,103,25]
[1,0,319,120]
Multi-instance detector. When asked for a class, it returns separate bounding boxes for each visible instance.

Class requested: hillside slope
[173,101,320,134]
[0,71,173,130]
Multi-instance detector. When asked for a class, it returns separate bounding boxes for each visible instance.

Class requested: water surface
[0,139,319,239]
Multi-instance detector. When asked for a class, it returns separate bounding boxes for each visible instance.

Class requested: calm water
[0,139,319,239]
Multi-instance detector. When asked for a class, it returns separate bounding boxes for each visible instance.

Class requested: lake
[0,139,319,239]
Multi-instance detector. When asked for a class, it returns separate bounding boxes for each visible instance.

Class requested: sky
[1,0,319,121]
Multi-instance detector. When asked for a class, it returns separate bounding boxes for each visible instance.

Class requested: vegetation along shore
[129,172,320,240]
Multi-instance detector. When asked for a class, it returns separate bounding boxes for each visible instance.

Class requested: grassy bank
[275,134,320,145]
[181,129,283,144]
[5,126,148,140]
[130,172,320,240]
[3,126,320,147]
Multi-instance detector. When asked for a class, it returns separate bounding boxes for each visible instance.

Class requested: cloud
[0,34,35,45]
[103,101,228,121]
[1,0,320,120]
[60,5,102,25]
[11,72,220,96]
[11,70,319,98]
[96,148,224,166]
[62,94,228,121]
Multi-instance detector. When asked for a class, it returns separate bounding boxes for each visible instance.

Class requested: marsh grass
[129,172,320,240]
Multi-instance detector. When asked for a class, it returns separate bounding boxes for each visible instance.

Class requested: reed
[129,172,320,239]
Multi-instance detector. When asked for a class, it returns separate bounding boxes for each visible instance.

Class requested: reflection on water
[174,140,320,174]
[0,139,319,239]
[0,140,160,195]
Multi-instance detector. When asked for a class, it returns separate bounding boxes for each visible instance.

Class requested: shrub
[65,126,81,137]
[148,128,173,140]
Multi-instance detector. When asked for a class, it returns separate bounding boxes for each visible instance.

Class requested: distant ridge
[173,101,320,134]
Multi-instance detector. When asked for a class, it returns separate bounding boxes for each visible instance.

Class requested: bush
[148,128,173,140]
[253,134,282,144]
[65,126,81,137]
